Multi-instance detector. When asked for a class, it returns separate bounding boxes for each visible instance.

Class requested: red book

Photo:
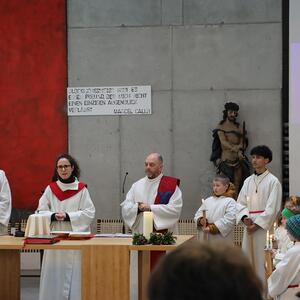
[24,235,60,244]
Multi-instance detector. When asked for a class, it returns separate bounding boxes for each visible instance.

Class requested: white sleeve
[0,171,12,227]
[255,179,282,230]
[68,188,96,231]
[194,205,204,225]
[150,186,183,230]
[236,181,249,224]
[214,199,236,237]
[268,246,300,298]
[36,186,58,221]
[120,184,139,229]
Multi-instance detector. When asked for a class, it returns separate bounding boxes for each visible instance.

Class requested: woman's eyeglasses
[57,165,71,170]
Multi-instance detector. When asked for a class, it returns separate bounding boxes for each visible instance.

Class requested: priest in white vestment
[121,153,182,300]
[37,154,95,300]
[121,153,183,234]
[194,174,236,244]
[268,214,300,300]
[0,170,12,235]
[237,145,282,283]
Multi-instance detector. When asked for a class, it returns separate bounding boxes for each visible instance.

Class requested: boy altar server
[194,174,236,244]
[237,145,282,282]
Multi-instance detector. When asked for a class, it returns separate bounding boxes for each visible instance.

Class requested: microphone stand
[121,172,128,234]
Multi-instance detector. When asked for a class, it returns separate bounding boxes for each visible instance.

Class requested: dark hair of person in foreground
[148,240,263,300]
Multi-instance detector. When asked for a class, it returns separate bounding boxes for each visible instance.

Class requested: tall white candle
[266,230,270,249]
[273,222,277,234]
[270,234,273,249]
[143,211,153,239]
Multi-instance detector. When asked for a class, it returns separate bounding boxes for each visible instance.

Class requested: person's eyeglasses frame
[57,165,72,170]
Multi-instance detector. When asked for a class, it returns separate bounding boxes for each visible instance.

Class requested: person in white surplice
[0,170,12,235]
[268,214,300,300]
[121,152,183,235]
[273,196,300,266]
[194,174,236,244]
[236,145,282,284]
[37,154,95,300]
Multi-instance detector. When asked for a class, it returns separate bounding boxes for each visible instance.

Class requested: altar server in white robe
[194,174,236,244]
[121,153,182,235]
[37,154,95,300]
[268,214,300,300]
[0,170,12,235]
[237,145,282,283]
[273,196,300,265]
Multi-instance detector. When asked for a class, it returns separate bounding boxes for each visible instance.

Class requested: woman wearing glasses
[37,153,95,300]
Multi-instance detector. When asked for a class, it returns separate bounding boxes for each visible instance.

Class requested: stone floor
[21,276,39,300]
[21,270,39,300]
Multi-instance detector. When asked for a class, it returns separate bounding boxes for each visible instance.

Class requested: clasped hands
[138,202,151,212]
[243,217,260,234]
[55,212,67,221]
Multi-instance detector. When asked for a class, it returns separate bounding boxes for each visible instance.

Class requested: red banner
[0,0,67,210]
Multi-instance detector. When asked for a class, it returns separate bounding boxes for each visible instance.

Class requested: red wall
[0,0,67,210]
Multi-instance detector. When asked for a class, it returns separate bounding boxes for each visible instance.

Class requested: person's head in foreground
[286,214,300,242]
[148,240,263,300]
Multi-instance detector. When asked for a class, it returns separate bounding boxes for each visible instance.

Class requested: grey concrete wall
[67,0,282,225]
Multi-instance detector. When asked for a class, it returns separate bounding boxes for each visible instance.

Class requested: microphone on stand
[121,172,128,234]
[122,172,128,194]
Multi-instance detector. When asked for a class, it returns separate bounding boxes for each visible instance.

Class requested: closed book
[24,234,60,244]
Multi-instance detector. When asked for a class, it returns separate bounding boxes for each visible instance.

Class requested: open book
[50,231,94,239]
[94,233,133,238]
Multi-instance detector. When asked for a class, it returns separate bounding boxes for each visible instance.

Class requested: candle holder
[264,248,273,279]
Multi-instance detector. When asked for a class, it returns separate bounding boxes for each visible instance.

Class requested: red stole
[151,176,180,270]
[49,181,87,201]
[154,176,180,205]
